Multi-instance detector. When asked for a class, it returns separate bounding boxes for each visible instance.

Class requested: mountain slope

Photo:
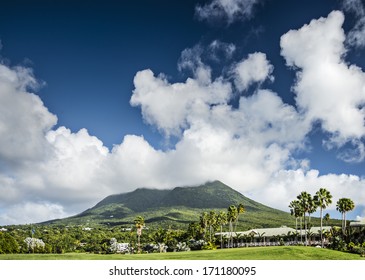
[45,180,305,229]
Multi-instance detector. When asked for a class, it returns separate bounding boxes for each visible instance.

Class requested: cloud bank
[1,10,365,224]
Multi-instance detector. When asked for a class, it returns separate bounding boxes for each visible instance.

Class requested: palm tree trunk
[137,235,140,253]
[320,207,323,247]
[300,216,303,243]
[343,212,346,234]
[304,213,307,246]
[220,225,223,249]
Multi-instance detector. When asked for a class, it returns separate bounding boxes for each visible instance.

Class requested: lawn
[0,246,362,260]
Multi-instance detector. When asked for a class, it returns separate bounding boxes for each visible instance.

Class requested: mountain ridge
[43,180,303,229]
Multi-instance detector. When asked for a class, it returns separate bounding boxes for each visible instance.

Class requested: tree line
[288,188,359,250]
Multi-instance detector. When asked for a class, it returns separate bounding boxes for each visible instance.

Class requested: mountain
[44,180,316,229]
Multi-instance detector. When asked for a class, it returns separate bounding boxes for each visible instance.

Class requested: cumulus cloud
[252,168,365,215]
[0,64,57,165]
[233,52,274,92]
[130,68,232,137]
[195,0,262,24]
[0,202,67,225]
[281,10,365,162]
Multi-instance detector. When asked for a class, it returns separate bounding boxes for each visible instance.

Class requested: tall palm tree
[314,188,332,247]
[216,211,227,249]
[307,198,317,226]
[289,200,301,233]
[199,212,209,240]
[297,191,313,245]
[234,203,245,232]
[336,198,355,234]
[207,210,217,242]
[134,215,145,253]
[227,205,238,248]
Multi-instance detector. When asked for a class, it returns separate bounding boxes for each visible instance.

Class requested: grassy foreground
[0,246,363,260]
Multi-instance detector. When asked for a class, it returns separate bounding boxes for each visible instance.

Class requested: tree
[336,198,355,234]
[0,232,19,254]
[227,205,238,248]
[297,191,314,245]
[288,200,302,233]
[314,188,332,247]
[134,216,145,253]
[234,203,245,232]
[207,211,217,242]
[199,212,209,240]
[216,211,227,249]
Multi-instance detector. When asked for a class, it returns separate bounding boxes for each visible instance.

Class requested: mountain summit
[45,180,294,228]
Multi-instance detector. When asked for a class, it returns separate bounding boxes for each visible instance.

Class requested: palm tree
[289,200,302,234]
[336,198,355,234]
[234,203,245,232]
[207,210,217,242]
[314,188,332,247]
[199,212,209,240]
[216,211,227,249]
[297,191,313,245]
[134,215,145,253]
[227,205,238,248]
[307,197,317,227]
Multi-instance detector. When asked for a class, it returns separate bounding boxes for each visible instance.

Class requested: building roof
[216,226,332,238]
[350,219,365,227]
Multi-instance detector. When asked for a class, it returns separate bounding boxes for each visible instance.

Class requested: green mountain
[45,180,322,229]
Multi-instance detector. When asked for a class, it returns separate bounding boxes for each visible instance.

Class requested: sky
[1,0,365,225]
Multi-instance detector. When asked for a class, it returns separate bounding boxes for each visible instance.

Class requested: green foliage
[202,241,217,250]
[0,232,19,254]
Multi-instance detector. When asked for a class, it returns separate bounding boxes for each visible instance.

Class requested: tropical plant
[314,188,332,247]
[288,200,302,235]
[207,211,217,242]
[134,215,145,253]
[296,191,313,245]
[336,198,355,234]
[227,205,238,248]
[199,212,209,240]
[216,211,227,249]
[234,203,245,232]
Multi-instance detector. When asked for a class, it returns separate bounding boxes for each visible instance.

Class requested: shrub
[202,241,217,250]
[176,242,190,252]
[188,239,206,250]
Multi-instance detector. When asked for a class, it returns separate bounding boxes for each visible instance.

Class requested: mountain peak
[47,180,290,227]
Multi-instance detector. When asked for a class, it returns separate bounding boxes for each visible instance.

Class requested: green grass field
[0,246,363,260]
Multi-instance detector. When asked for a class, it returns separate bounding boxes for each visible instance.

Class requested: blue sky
[1,0,365,225]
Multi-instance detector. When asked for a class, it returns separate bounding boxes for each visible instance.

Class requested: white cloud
[130,68,232,137]
[252,168,365,215]
[233,52,274,92]
[0,64,57,165]
[281,11,365,160]
[0,202,67,225]
[195,0,262,24]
